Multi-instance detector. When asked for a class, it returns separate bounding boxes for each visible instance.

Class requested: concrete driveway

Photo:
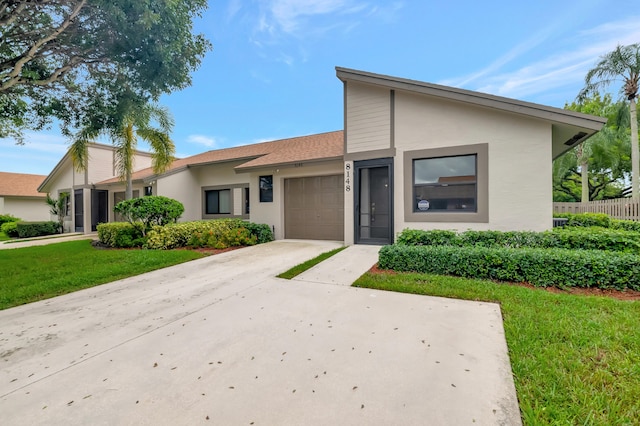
[0,240,521,425]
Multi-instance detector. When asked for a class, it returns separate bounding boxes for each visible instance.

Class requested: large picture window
[403,143,488,223]
[413,154,477,212]
[205,189,231,214]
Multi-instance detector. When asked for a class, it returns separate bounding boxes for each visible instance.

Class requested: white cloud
[187,134,216,147]
[0,133,68,154]
[442,15,640,103]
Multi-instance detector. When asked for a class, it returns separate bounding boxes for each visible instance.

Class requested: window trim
[404,143,488,223]
[201,184,250,220]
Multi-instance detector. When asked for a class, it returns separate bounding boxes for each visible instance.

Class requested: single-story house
[38,67,607,244]
[0,171,49,221]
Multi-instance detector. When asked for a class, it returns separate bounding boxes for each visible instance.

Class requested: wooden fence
[553,198,640,221]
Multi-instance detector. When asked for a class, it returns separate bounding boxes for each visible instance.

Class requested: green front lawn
[0,240,206,310]
[354,272,640,425]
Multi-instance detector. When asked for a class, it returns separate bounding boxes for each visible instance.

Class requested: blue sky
[2,0,640,176]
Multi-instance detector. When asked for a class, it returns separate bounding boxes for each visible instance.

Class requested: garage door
[284,175,344,240]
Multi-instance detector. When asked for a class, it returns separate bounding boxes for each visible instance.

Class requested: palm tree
[579,43,640,198]
[71,103,175,199]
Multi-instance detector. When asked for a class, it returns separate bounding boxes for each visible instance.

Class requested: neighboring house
[38,67,607,244]
[38,143,154,233]
[0,171,49,221]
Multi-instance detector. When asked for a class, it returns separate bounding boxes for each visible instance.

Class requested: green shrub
[395,228,640,253]
[553,212,614,228]
[242,222,274,244]
[1,221,19,237]
[15,221,58,238]
[114,196,184,234]
[0,214,20,227]
[97,222,145,248]
[145,219,272,250]
[611,219,640,232]
[396,229,458,246]
[378,245,640,290]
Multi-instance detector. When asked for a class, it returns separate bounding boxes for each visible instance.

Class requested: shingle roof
[97,131,344,184]
[0,172,47,198]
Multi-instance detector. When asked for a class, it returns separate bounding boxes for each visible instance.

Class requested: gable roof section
[0,171,47,198]
[336,67,607,159]
[97,131,344,184]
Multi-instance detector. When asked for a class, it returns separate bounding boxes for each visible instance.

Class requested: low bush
[15,221,58,238]
[0,214,20,227]
[395,228,640,252]
[1,221,19,237]
[145,219,273,250]
[378,244,640,290]
[97,222,145,248]
[553,212,640,231]
[611,219,640,232]
[114,196,184,235]
[242,222,275,244]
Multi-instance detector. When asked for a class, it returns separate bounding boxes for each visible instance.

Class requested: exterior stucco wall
[393,90,552,235]
[247,161,344,240]
[0,197,49,221]
[156,169,200,222]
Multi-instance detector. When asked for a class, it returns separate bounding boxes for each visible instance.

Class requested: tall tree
[578,44,640,198]
[0,0,211,141]
[554,94,630,202]
[71,102,175,200]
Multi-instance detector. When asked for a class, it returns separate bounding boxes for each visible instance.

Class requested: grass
[277,246,347,279]
[0,240,207,310]
[0,231,9,241]
[354,272,640,425]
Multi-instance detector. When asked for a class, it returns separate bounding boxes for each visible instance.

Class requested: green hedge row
[145,219,273,249]
[0,214,20,227]
[97,222,145,248]
[5,221,59,238]
[396,228,640,253]
[378,244,640,290]
[554,212,640,232]
[97,219,274,249]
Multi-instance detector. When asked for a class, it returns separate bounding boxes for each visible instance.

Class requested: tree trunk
[631,98,639,199]
[581,160,589,202]
[125,170,133,200]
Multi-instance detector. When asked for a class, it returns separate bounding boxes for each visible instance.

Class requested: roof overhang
[234,156,344,173]
[336,67,607,159]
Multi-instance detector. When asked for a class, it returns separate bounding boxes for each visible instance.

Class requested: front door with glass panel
[354,158,393,245]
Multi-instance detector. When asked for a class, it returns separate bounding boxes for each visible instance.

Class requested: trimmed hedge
[554,212,640,231]
[378,244,640,290]
[15,221,58,238]
[1,221,19,237]
[396,228,640,253]
[97,222,145,248]
[0,214,20,227]
[145,219,274,250]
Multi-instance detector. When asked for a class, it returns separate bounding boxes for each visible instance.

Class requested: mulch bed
[368,264,640,301]
[91,240,243,256]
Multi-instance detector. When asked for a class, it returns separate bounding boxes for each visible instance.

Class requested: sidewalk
[0,233,96,250]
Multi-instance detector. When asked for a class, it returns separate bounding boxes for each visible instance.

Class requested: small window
[244,187,250,214]
[413,154,477,212]
[259,175,273,202]
[144,186,153,196]
[205,189,231,214]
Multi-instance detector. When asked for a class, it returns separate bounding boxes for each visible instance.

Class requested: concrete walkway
[0,240,521,425]
[0,233,95,250]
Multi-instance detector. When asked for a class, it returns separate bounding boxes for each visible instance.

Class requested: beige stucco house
[38,67,606,244]
[0,172,49,221]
